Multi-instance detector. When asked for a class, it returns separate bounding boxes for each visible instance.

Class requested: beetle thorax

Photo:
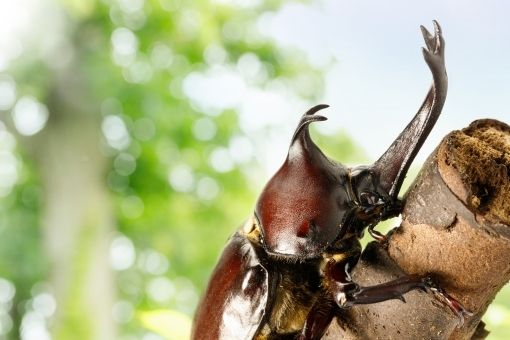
[255,125,352,259]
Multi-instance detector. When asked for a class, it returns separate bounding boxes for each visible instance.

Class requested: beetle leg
[367,224,398,247]
[363,198,402,244]
[367,223,388,244]
[298,295,336,340]
[421,277,474,326]
[324,257,472,326]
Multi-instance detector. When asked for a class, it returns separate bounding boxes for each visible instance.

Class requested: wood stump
[323,119,510,339]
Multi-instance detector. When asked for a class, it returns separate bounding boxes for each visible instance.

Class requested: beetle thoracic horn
[372,20,447,198]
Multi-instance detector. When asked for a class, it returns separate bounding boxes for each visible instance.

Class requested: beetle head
[254,89,442,259]
[255,105,353,258]
[349,166,396,223]
[250,22,448,259]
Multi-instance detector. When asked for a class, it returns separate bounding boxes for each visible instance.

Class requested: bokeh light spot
[196,177,220,201]
[110,235,136,271]
[209,147,234,173]
[0,278,15,304]
[0,313,13,335]
[0,75,16,110]
[114,153,137,176]
[204,43,228,65]
[118,0,144,14]
[0,123,16,151]
[12,96,49,136]
[20,311,50,340]
[32,293,56,318]
[112,300,134,324]
[124,60,153,84]
[102,115,131,150]
[173,277,198,315]
[146,277,175,303]
[237,53,265,83]
[150,43,173,70]
[107,171,130,193]
[182,66,246,113]
[138,249,169,275]
[192,117,217,141]
[178,10,200,40]
[229,135,254,164]
[111,27,138,67]
[168,164,194,192]
[121,195,145,219]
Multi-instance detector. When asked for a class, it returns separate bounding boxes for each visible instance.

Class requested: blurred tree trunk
[28,61,116,339]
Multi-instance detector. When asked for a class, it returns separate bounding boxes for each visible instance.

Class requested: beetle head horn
[370,20,447,199]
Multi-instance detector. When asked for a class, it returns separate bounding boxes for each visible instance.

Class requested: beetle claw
[367,222,390,247]
[433,289,473,327]
[420,25,434,51]
[421,21,445,72]
[421,277,473,327]
[433,20,441,35]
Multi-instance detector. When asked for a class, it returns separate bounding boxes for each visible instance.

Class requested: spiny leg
[297,243,361,340]
[298,296,336,340]
[324,256,472,326]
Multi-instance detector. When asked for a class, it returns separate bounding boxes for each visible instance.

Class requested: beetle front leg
[298,295,336,340]
[363,198,403,245]
[367,223,388,244]
[324,257,472,326]
[367,223,398,246]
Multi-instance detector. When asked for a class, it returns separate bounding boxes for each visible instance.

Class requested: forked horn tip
[290,105,329,145]
[305,104,330,116]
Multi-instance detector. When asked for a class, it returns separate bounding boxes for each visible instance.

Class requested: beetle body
[192,21,470,340]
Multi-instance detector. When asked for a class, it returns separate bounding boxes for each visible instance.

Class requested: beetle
[192,21,470,340]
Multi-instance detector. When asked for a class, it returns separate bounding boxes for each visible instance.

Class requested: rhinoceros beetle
[192,21,470,340]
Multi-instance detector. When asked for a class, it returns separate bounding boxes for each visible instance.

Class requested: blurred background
[0,0,509,339]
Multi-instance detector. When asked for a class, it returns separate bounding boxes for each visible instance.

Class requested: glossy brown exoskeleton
[192,21,471,340]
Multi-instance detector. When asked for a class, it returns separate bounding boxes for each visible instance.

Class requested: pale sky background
[0,0,509,177]
[267,0,510,163]
[0,1,508,336]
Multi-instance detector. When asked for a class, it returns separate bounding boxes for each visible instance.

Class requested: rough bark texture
[323,119,510,339]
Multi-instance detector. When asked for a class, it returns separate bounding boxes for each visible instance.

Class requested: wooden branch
[323,119,510,339]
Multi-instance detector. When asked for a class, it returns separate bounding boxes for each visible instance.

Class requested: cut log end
[438,119,510,226]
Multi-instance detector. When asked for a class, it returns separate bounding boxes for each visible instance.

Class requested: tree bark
[324,119,510,339]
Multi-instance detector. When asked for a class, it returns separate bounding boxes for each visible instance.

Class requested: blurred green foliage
[0,0,508,339]
[0,0,333,338]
